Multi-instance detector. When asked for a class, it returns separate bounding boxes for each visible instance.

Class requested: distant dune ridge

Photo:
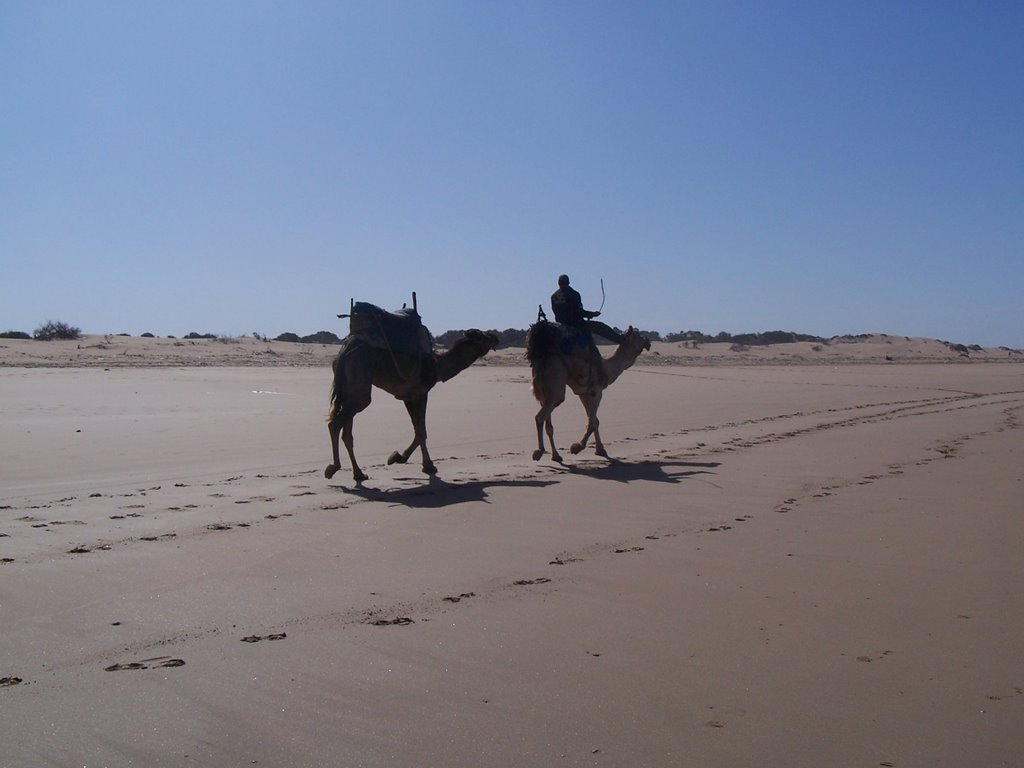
[0,331,1020,368]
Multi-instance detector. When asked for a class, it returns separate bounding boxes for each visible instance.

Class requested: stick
[598,278,606,312]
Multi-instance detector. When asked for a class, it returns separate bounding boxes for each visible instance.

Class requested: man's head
[557,274,570,287]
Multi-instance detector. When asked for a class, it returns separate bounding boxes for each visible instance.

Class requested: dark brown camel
[325,329,498,483]
[527,321,650,462]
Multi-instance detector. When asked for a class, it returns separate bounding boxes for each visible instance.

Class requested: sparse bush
[274,332,301,343]
[141,332,155,338]
[33,320,81,341]
[184,332,217,340]
[0,330,31,340]
[301,331,343,345]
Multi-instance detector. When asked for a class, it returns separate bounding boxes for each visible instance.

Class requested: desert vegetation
[33,320,81,341]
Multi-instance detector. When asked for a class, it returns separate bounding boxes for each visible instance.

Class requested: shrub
[141,332,155,338]
[33,320,81,341]
[184,332,217,340]
[0,330,31,340]
[300,331,343,345]
[274,332,301,343]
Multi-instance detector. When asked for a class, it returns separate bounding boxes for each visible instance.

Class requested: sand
[1,336,1022,767]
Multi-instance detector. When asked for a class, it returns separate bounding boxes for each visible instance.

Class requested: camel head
[624,326,651,353]
[462,328,500,353]
[436,329,499,382]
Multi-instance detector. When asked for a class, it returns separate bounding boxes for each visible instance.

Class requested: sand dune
[1,344,1022,766]
[1,331,1020,369]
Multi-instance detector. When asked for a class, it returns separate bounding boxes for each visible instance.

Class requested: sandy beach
[2,336,1022,767]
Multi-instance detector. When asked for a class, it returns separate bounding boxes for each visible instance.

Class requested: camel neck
[437,340,485,382]
[603,340,643,384]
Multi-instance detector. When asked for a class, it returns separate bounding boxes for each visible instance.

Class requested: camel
[325,328,498,483]
[527,321,650,462]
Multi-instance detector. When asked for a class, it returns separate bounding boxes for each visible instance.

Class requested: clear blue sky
[2,1,1022,346]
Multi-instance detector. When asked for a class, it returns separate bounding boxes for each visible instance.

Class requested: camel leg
[531,361,566,462]
[325,415,343,479]
[389,397,436,475]
[325,351,372,483]
[533,399,564,463]
[572,391,606,457]
[326,404,370,483]
[341,409,370,482]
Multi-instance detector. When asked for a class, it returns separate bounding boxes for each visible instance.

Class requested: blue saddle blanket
[558,324,595,356]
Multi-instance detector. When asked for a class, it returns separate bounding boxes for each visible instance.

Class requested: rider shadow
[556,458,721,485]
[332,473,559,509]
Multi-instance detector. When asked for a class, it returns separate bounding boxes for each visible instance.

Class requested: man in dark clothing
[550,274,626,344]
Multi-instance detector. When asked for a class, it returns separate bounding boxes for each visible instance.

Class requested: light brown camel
[527,321,650,462]
[325,329,499,483]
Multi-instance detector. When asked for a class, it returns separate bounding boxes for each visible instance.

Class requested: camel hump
[349,301,433,355]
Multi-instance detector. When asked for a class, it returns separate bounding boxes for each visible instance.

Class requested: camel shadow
[556,458,721,485]
[332,474,559,509]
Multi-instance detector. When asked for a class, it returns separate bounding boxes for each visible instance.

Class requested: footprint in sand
[442,592,476,603]
[985,687,1023,702]
[105,658,185,671]
[549,556,582,565]
[0,676,23,686]
[513,578,551,586]
[614,547,645,554]
[240,633,288,643]
[856,650,893,663]
[370,617,414,626]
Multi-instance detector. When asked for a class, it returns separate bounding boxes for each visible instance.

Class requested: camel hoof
[570,443,584,455]
[324,464,339,479]
[422,463,438,476]
[532,449,544,461]
[353,470,368,483]
[595,447,608,458]
[387,451,406,465]
[552,453,564,463]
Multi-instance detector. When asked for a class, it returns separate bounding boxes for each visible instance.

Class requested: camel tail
[530,364,545,403]
[325,345,346,422]
[326,376,340,422]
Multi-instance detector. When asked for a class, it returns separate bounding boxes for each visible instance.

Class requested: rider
[550,274,625,344]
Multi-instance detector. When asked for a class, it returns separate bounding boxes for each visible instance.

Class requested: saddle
[558,323,597,358]
[345,301,433,356]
